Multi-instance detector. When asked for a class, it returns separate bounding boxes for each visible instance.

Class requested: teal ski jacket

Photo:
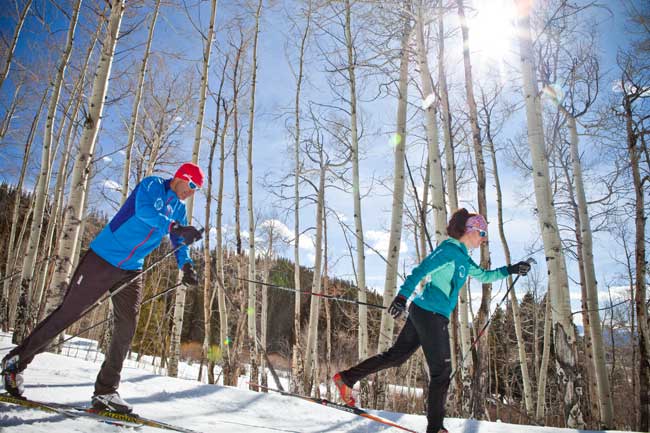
[397,238,509,319]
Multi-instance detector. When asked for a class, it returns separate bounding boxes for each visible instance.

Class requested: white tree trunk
[0,0,32,92]
[377,17,410,353]
[487,137,534,415]
[566,113,613,426]
[304,163,325,391]
[14,0,82,342]
[203,60,228,383]
[515,2,584,427]
[291,0,311,394]
[45,0,125,319]
[623,89,650,431]
[247,0,263,388]
[121,0,161,204]
[168,0,218,377]
[537,291,552,421]
[34,21,100,321]
[0,81,23,141]
[437,3,468,402]
[415,3,446,243]
[344,0,369,363]
[216,98,233,385]
[2,87,47,330]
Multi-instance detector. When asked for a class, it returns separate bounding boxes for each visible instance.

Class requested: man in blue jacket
[1,163,204,414]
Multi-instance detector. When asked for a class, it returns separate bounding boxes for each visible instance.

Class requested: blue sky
[0,0,641,327]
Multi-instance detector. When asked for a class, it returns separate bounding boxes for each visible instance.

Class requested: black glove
[182,262,199,286]
[388,294,407,319]
[170,222,203,245]
[507,261,531,276]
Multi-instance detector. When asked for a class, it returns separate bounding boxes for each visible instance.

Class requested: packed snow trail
[0,333,636,433]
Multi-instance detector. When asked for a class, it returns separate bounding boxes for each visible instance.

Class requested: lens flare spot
[207,345,222,362]
[542,83,564,104]
[390,133,402,148]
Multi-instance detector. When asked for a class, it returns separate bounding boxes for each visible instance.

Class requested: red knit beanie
[174,163,204,188]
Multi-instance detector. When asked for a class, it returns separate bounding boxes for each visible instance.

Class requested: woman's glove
[507,261,531,276]
[388,294,407,319]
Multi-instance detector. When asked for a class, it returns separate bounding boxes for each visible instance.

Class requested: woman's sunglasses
[470,228,487,238]
[188,180,200,190]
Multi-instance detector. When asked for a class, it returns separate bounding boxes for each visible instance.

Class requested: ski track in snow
[0,333,636,433]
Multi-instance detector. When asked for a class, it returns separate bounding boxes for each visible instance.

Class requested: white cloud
[102,156,112,163]
[103,180,121,192]
[259,219,314,253]
[365,230,408,257]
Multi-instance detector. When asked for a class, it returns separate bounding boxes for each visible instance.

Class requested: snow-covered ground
[0,333,635,433]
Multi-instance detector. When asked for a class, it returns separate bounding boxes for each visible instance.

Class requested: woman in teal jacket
[333,208,531,433]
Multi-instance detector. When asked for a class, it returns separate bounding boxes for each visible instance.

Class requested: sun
[466,0,517,64]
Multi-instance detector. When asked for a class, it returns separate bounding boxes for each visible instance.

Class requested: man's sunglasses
[188,180,200,190]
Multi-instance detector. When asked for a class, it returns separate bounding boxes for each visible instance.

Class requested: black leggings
[339,303,451,431]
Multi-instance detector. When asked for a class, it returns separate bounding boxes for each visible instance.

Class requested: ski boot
[1,354,24,397]
[333,372,355,406]
[92,391,133,414]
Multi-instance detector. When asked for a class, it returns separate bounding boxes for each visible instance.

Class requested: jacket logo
[154,198,164,210]
[458,265,466,278]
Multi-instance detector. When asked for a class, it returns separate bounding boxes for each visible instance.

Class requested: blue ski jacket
[90,176,193,271]
[397,237,509,319]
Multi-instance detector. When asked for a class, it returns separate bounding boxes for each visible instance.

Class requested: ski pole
[235,277,387,309]
[49,282,184,351]
[449,257,536,382]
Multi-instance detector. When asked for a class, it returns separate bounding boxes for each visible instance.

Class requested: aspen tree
[0,81,23,142]
[121,0,162,204]
[247,0,263,389]
[2,87,48,330]
[0,0,32,93]
[558,89,614,428]
[303,136,326,392]
[415,1,447,242]
[45,0,126,322]
[216,98,233,385]
[290,0,311,394]
[621,66,650,432]
[203,57,228,385]
[33,21,102,321]
[515,1,585,426]
[456,0,493,416]
[479,85,534,415]
[377,6,410,357]
[437,2,469,407]
[232,28,245,256]
[14,0,82,342]
[342,0,370,365]
[168,0,218,377]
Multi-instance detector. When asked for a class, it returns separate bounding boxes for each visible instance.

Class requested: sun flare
[466,0,517,64]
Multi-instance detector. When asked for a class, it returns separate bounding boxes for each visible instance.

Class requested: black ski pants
[5,249,142,395]
[339,302,452,432]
